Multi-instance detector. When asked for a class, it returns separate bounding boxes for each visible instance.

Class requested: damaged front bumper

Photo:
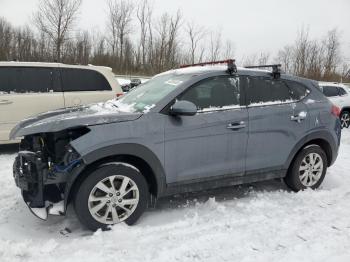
[13,150,82,220]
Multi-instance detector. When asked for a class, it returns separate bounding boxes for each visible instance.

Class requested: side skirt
[162,169,286,197]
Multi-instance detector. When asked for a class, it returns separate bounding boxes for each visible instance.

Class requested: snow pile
[1,131,350,261]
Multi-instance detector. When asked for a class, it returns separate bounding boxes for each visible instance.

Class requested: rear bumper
[330,118,342,166]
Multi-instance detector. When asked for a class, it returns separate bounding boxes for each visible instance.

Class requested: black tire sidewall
[285,145,328,191]
[74,163,149,231]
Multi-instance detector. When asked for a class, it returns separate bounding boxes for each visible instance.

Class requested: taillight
[331,105,341,117]
[116,93,124,98]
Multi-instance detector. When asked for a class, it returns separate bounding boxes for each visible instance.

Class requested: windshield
[113,73,192,113]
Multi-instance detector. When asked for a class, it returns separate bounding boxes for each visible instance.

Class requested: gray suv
[11,61,341,231]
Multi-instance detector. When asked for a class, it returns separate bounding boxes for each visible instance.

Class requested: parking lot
[0,129,349,262]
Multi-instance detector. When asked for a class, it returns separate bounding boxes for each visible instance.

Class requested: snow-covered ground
[1,130,350,262]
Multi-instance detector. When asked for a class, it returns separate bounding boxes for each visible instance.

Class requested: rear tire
[74,163,149,231]
[340,111,350,128]
[284,145,327,192]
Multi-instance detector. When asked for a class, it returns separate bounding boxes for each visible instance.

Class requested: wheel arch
[340,107,350,114]
[65,143,167,208]
[285,132,335,172]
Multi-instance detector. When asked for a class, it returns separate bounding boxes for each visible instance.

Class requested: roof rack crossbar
[180,59,237,75]
[244,64,282,79]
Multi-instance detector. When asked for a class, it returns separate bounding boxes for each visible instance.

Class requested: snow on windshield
[111,73,193,113]
[85,74,191,115]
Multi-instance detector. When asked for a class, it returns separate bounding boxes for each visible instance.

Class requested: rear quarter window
[61,68,112,92]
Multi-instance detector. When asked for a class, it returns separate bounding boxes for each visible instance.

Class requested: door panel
[164,109,248,183]
[163,75,248,183]
[0,93,64,141]
[246,102,309,172]
[245,77,310,173]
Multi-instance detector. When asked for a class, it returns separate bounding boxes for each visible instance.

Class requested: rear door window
[246,77,291,105]
[322,86,339,97]
[0,67,58,94]
[61,68,111,92]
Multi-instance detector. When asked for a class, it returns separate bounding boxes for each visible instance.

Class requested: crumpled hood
[10,102,142,139]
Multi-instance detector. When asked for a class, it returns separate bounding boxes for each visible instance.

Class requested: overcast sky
[0,0,349,62]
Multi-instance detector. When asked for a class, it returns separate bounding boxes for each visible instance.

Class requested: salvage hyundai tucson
[11,60,341,231]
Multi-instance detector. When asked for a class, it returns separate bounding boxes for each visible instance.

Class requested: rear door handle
[227,121,246,130]
[291,113,307,122]
[0,100,13,105]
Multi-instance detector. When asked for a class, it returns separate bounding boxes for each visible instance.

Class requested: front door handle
[291,112,307,122]
[227,121,246,130]
[0,100,13,105]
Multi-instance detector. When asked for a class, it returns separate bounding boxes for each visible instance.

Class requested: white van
[0,62,123,144]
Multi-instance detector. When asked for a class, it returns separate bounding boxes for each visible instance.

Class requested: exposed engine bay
[13,128,89,219]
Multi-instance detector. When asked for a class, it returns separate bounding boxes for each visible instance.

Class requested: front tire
[284,145,327,192]
[74,163,149,231]
[340,111,350,128]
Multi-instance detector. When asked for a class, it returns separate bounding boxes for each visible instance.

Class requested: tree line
[0,0,349,82]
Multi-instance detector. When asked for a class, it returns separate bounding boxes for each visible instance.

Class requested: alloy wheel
[88,175,139,224]
[341,112,350,128]
[298,153,324,187]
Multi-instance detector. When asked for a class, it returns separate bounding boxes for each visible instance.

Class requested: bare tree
[185,21,206,64]
[341,63,350,81]
[34,0,82,62]
[208,30,222,61]
[136,0,152,69]
[222,39,235,60]
[0,18,13,60]
[322,29,341,80]
[242,53,258,67]
[294,27,310,77]
[257,52,270,65]
[275,45,293,73]
[107,0,134,72]
[166,10,182,68]
[306,40,323,79]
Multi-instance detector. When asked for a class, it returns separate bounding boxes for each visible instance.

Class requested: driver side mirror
[170,100,197,116]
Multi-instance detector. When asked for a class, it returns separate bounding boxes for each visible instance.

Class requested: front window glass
[113,74,192,113]
[179,76,241,111]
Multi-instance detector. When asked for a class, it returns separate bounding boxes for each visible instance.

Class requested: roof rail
[244,64,282,79]
[179,59,237,75]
